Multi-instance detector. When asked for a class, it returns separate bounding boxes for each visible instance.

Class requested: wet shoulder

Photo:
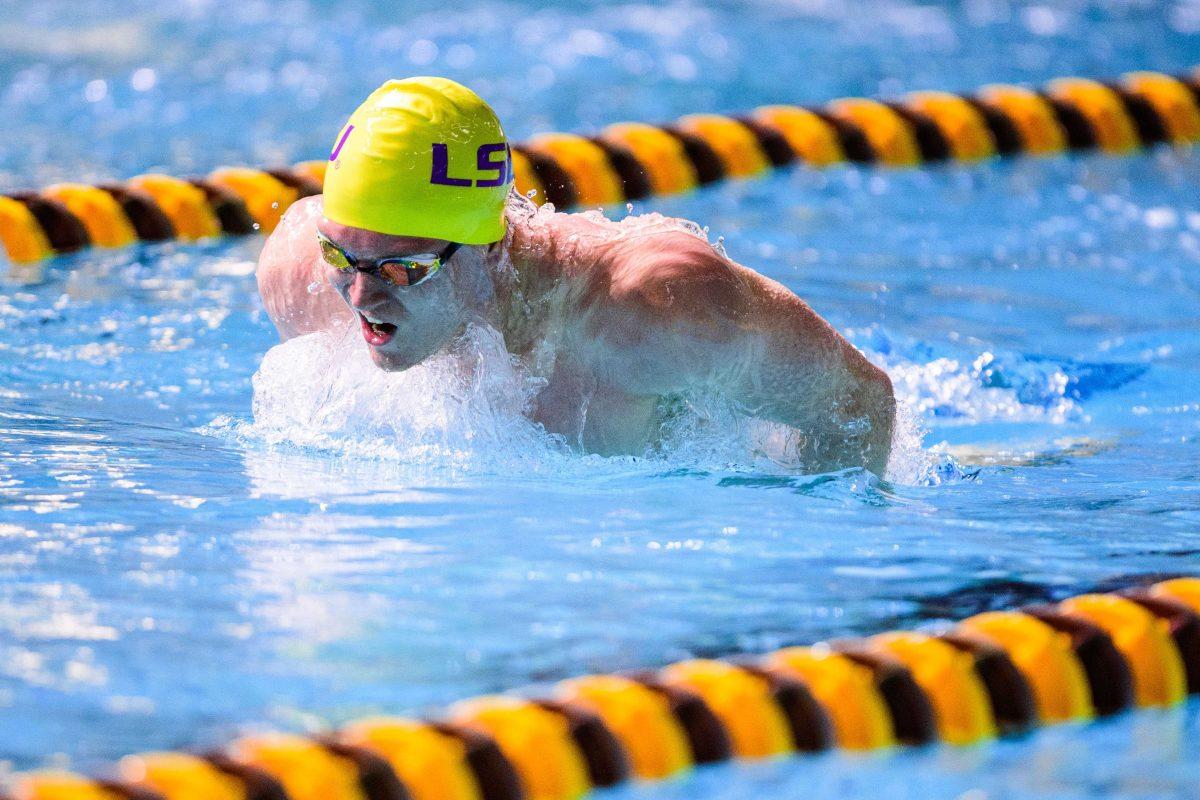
[508,206,612,274]
[506,204,725,280]
[261,195,323,271]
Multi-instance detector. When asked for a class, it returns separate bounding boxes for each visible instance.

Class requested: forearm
[739,344,893,474]
[735,276,895,474]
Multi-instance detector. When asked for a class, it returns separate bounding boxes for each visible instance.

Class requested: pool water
[3,1,1200,797]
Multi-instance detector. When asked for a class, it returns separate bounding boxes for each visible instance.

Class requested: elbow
[870,365,896,419]
[844,346,895,425]
[861,363,896,474]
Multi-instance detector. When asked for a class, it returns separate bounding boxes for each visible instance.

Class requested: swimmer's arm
[607,233,895,474]
[256,196,354,340]
[730,270,896,475]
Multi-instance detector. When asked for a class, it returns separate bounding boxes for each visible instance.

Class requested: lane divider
[5,577,1200,800]
[3,68,1199,266]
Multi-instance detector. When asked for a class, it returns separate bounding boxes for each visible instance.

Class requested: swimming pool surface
[2,1,1200,797]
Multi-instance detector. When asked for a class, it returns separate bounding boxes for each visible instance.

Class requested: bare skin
[257,194,896,473]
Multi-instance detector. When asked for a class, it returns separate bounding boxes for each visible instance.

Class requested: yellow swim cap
[323,77,512,244]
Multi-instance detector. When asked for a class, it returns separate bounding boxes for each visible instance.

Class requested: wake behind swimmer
[256,77,895,474]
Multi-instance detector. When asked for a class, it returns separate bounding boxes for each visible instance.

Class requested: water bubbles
[674,219,709,240]
[567,29,611,58]
[664,54,698,82]
[445,44,476,69]
[1021,5,1067,36]
[279,60,309,87]
[1144,207,1178,230]
[407,39,438,65]
[83,80,107,103]
[130,68,157,92]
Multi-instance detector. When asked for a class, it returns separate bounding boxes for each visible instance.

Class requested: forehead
[317,217,449,257]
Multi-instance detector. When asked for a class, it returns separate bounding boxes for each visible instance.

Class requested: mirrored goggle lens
[378,256,440,287]
[318,237,354,271]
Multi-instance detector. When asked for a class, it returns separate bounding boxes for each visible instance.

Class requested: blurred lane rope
[1,68,1198,266]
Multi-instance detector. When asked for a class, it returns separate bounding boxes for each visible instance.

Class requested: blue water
[3,1,1200,797]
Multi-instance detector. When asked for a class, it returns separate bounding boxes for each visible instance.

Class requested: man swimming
[257,77,895,474]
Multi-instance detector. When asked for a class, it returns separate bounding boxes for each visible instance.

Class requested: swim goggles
[317,231,462,288]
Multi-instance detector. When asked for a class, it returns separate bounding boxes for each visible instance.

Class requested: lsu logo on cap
[328,127,512,189]
[329,124,354,163]
[431,142,513,188]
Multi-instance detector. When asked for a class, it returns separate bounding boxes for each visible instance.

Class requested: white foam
[859,345,1085,484]
[230,320,973,486]
[878,396,933,486]
[245,322,563,473]
[220,323,844,481]
[883,353,1080,426]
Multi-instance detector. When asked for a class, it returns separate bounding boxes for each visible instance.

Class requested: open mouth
[358,312,397,346]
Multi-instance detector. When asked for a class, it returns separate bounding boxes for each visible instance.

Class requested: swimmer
[257,77,895,473]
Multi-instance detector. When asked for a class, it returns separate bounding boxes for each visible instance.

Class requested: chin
[369,339,446,371]
[369,347,420,372]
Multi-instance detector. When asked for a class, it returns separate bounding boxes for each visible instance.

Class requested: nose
[345,270,391,310]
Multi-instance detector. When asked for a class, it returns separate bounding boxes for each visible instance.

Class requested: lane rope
[2,69,1199,265]
[5,576,1200,800]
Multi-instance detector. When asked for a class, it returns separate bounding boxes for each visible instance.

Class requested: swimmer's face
[318,218,469,371]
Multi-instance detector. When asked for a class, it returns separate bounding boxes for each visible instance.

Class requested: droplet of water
[307,281,324,294]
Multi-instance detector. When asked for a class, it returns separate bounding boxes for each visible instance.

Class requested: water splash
[235,323,562,474]
[219,320,989,487]
[885,353,1081,425]
[220,200,1106,487]
[223,323,806,478]
[509,190,720,250]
